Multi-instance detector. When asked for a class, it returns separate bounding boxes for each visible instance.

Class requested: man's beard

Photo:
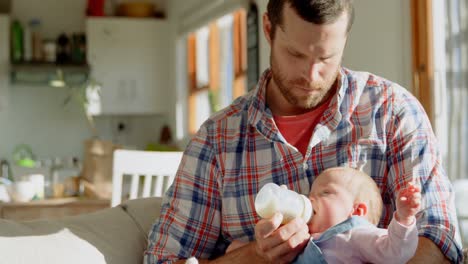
[270,53,340,110]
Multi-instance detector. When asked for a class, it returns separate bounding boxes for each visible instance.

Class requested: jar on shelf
[30,19,43,62]
[43,39,57,63]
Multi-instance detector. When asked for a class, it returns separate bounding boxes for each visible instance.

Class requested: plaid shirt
[145,68,463,263]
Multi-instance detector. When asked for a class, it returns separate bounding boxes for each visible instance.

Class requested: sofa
[0,197,162,264]
[0,197,467,264]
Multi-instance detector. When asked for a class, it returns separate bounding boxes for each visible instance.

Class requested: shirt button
[303,163,308,170]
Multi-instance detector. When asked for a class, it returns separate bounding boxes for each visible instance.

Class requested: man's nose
[307,63,320,83]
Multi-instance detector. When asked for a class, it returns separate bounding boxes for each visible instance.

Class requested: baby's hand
[396,182,421,226]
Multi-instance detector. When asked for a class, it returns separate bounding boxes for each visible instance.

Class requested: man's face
[263,4,349,115]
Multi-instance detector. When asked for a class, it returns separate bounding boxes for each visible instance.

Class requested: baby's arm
[356,183,421,263]
[395,182,421,226]
[356,217,419,264]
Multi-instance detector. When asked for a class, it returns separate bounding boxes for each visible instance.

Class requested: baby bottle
[255,183,312,224]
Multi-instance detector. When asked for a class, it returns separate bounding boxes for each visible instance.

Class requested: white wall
[343,0,412,90]
[0,15,9,112]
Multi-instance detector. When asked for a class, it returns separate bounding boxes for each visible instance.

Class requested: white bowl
[6,180,36,202]
[0,184,11,202]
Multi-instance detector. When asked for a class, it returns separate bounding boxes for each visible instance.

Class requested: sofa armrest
[120,197,163,238]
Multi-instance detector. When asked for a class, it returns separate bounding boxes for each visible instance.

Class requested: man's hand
[396,182,421,226]
[254,212,310,263]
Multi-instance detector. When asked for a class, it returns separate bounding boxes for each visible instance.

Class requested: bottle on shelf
[10,20,24,63]
[56,32,71,64]
[71,33,86,64]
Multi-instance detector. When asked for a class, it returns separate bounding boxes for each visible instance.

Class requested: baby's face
[307,169,355,234]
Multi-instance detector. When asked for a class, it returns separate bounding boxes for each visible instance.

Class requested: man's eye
[289,50,303,58]
[320,55,334,62]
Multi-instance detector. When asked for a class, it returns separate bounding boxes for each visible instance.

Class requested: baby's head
[307,167,383,234]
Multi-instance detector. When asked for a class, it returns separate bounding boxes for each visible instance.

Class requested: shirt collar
[247,69,278,141]
[247,67,351,140]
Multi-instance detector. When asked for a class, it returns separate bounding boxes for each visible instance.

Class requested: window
[186,9,247,134]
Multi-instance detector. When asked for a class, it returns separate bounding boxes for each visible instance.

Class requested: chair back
[111,149,183,206]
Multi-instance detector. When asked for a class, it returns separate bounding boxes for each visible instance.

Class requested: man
[145,0,463,263]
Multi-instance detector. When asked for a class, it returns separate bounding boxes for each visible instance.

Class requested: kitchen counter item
[117,2,155,18]
[81,139,120,200]
[6,180,36,202]
[0,159,13,182]
[0,183,10,202]
[12,144,36,168]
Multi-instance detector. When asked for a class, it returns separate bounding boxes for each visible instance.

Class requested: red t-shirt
[273,99,331,157]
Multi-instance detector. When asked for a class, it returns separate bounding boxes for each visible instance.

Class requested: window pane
[194,90,211,130]
[218,14,234,108]
[196,27,210,88]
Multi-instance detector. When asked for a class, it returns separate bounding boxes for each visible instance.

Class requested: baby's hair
[348,168,383,225]
[321,167,383,225]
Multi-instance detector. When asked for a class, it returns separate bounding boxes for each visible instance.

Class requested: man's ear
[262,13,272,46]
[352,203,367,217]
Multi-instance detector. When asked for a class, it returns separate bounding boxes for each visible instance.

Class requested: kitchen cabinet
[0,15,9,111]
[86,18,171,115]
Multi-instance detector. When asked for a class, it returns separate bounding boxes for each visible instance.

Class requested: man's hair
[266,0,354,39]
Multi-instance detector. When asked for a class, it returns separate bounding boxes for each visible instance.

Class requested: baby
[294,167,421,263]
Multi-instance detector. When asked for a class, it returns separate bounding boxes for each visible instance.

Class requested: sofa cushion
[121,197,163,236]
[0,228,106,264]
[0,203,149,264]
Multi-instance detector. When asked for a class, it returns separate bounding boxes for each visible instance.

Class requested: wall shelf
[10,62,90,87]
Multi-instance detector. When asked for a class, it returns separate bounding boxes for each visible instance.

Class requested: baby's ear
[352,203,367,217]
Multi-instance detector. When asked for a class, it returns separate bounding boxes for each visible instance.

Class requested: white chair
[111,149,183,207]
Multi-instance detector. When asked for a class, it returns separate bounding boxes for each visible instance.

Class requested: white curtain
[195,27,210,88]
[217,14,234,108]
[436,1,468,247]
[445,0,468,181]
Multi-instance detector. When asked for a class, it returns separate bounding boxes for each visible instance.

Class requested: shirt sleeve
[144,125,223,264]
[355,214,418,263]
[385,88,463,263]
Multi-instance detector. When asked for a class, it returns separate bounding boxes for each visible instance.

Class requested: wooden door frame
[411,0,434,124]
